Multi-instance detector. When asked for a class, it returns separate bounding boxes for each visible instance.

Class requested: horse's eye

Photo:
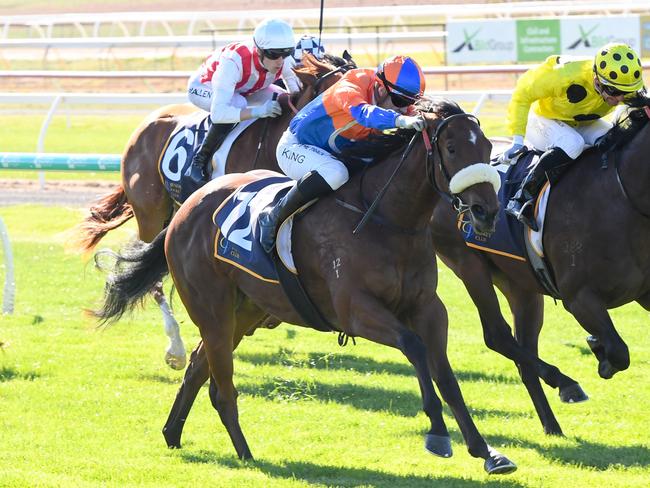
[447,144,455,154]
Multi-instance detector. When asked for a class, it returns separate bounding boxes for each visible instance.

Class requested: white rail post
[0,216,15,315]
[37,94,62,190]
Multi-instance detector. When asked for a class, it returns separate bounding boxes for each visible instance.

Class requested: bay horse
[72,54,353,369]
[430,104,650,436]
[92,99,518,474]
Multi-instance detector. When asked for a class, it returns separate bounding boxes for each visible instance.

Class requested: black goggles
[260,47,295,60]
[388,89,417,108]
[599,82,633,97]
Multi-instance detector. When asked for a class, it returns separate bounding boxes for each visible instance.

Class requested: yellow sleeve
[506,58,565,136]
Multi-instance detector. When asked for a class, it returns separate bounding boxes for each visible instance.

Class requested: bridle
[350,111,499,234]
[424,112,496,216]
[312,62,355,96]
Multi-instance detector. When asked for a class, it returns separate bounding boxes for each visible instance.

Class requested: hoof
[559,383,589,403]
[165,351,187,370]
[162,427,181,449]
[598,359,617,380]
[484,447,517,475]
[425,434,452,458]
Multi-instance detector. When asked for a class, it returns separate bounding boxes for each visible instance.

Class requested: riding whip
[252,92,278,169]
[353,132,419,235]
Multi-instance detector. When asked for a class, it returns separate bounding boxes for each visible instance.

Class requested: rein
[609,105,650,219]
[313,62,355,94]
[350,112,486,234]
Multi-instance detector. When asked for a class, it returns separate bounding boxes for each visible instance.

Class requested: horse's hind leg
[189,287,253,460]
[152,282,186,370]
[414,294,516,475]
[163,341,209,448]
[162,300,266,449]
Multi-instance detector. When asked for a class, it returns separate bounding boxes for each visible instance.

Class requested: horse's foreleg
[414,294,517,475]
[163,341,209,448]
[151,282,187,370]
[564,290,629,379]
[505,290,567,436]
[455,254,581,395]
[346,293,450,457]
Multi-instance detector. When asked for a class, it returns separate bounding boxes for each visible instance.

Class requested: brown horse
[431,104,650,436]
[72,54,353,369]
[92,100,518,474]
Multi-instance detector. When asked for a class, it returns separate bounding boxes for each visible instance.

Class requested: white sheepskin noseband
[448,163,501,195]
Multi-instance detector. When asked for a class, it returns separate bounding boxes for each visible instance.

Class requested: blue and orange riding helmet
[376,55,426,107]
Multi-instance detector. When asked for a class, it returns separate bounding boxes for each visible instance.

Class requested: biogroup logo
[447,20,517,64]
[561,17,640,55]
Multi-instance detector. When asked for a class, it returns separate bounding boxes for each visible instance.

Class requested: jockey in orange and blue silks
[186,18,301,186]
[257,55,427,252]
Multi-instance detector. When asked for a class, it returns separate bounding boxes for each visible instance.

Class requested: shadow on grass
[138,373,183,385]
[179,450,525,487]
[236,350,520,385]
[487,433,650,470]
[0,366,40,382]
[237,378,528,422]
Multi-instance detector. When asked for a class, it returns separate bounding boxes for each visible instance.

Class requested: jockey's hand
[395,115,426,132]
[251,99,282,119]
[499,135,525,165]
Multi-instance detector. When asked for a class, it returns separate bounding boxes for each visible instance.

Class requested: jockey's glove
[499,135,525,165]
[395,115,426,131]
[251,99,282,119]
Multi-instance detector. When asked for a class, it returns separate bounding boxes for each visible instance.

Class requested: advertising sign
[447,20,516,64]
[560,16,640,56]
[516,19,561,62]
[641,15,650,58]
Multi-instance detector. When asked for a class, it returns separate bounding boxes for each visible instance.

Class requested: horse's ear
[295,68,317,88]
[342,50,354,64]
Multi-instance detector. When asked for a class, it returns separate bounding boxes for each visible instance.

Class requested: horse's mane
[598,98,650,154]
[294,52,354,79]
[416,97,465,118]
[337,98,467,164]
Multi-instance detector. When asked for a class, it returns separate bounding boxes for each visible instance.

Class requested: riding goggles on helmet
[377,71,419,108]
[260,47,295,60]
[388,89,418,108]
[598,80,634,97]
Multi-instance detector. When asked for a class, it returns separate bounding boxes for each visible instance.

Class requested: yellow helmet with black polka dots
[593,43,644,92]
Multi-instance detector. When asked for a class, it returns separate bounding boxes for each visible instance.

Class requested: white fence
[0,89,513,154]
[2,2,649,38]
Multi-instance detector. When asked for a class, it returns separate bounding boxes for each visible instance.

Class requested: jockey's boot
[187,123,234,186]
[505,147,571,232]
[258,171,332,253]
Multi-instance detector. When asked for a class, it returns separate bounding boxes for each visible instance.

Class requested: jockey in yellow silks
[500,43,645,230]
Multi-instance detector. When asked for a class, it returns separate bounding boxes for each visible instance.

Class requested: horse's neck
[364,142,435,229]
[618,121,650,211]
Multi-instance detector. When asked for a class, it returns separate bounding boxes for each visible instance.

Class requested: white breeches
[187,73,284,124]
[276,130,349,190]
[525,110,612,159]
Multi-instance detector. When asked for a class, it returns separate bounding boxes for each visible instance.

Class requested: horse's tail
[69,185,134,254]
[91,228,168,325]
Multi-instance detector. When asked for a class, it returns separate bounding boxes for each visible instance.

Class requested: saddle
[159,112,253,204]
